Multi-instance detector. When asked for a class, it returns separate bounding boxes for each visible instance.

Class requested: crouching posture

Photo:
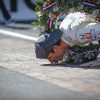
[35,12,100,63]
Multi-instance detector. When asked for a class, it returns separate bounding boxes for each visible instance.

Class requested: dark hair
[50,39,61,53]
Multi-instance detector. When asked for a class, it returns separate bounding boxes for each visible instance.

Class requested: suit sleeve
[59,12,97,46]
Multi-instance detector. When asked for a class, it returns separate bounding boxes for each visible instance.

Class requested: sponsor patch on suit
[79,33,85,40]
[85,32,91,39]
[90,29,97,40]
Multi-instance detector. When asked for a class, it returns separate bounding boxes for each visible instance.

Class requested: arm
[60,12,100,46]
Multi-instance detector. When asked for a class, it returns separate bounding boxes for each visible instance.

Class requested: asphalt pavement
[0,23,100,100]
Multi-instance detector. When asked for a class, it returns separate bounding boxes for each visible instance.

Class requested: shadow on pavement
[42,62,100,69]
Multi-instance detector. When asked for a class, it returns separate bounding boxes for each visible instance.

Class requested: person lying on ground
[35,12,100,63]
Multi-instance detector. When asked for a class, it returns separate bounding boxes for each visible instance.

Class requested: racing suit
[59,12,100,62]
[60,12,100,47]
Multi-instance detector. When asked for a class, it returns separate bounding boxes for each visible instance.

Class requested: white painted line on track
[0,29,38,42]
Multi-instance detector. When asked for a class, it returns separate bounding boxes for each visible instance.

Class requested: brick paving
[0,25,100,100]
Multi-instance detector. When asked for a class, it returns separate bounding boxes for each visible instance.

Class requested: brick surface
[0,26,100,100]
